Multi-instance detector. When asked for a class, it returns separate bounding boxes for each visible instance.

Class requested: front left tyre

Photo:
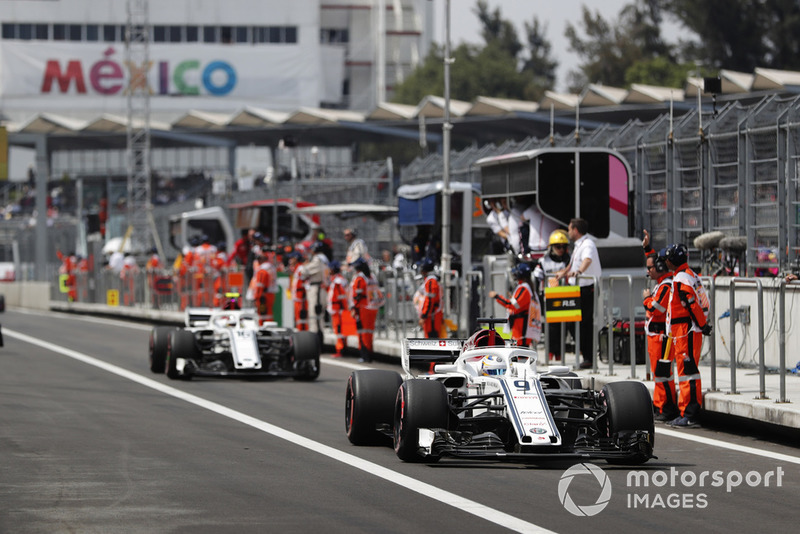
[292,331,321,381]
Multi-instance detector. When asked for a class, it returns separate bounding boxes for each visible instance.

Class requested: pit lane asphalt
[1,309,798,533]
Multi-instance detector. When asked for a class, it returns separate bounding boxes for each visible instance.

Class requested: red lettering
[41,60,87,93]
[90,59,123,95]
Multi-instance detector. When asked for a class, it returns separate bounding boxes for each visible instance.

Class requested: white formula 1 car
[148,307,320,380]
[345,319,654,464]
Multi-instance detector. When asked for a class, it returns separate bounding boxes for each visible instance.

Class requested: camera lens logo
[558,463,612,516]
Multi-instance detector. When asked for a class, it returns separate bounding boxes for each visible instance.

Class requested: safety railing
[722,276,796,403]
[777,279,800,403]
[602,275,637,378]
[727,278,766,397]
[703,276,718,391]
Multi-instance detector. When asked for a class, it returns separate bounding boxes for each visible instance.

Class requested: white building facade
[0,0,434,124]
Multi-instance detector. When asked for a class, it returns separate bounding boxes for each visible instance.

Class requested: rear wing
[185,307,258,327]
[185,307,215,327]
[401,338,464,376]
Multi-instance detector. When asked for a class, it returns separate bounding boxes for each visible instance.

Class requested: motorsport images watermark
[558,463,785,516]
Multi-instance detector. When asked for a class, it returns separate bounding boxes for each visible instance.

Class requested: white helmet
[480,354,507,376]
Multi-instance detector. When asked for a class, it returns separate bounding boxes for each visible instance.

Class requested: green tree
[564,0,673,90]
[392,1,556,104]
[474,0,522,59]
[624,56,695,87]
[662,0,800,71]
[521,18,558,100]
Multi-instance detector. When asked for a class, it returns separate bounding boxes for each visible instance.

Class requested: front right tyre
[602,381,655,465]
[345,369,402,445]
[393,379,449,463]
[166,330,199,380]
[149,326,172,373]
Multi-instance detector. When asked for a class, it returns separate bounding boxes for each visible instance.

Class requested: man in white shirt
[504,198,525,255]
[485,200,510,252]
[556,218,602,369]
[522,203,560,254]
[344,228,368,267]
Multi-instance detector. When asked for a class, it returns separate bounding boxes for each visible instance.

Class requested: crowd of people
[158,226,395,363]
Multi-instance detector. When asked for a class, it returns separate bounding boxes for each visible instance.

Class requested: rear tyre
[602,381,655,465]
[292,331,321,381]
[345,370,402,445]
[149,326,171,373]
[166,330,198,380]
[393,379,449,463]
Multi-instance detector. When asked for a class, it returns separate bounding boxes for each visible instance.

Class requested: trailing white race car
[345,319,654,464]
[148,307,320,381]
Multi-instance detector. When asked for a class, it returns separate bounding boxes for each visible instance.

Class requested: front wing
[418,428,654,463]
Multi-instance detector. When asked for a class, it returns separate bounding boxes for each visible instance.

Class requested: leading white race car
[148,307,320,380]
[345,319,655,464]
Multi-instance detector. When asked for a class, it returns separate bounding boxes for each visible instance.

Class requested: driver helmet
[223,293,241,310]
[462,328,504,352]
[480,354,507,376]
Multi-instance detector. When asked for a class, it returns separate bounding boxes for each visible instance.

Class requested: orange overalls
[146,252,162,308]
[327,272,349,356]
[177,249,194,310]
[418,274,443,338]
[644,271,677,417]
[57,251,77,302]
[192,243,217,307]
[667,264,709,420]
[349,271,375,361]
[493,281,540,348]
[253,261,276,324]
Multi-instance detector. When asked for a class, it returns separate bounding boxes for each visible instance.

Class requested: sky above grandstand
[432,0,649,92]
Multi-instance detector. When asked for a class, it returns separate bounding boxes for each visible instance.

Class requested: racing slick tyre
[602,381,655,465]
[292,331,321,381]
[393,379,449,463]
[149,326,172,373]
[166,330,199,380]
[346,370,403,446]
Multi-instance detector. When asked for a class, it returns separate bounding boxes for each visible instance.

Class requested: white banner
[0,41,343,114]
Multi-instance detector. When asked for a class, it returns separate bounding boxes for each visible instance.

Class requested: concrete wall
[0,282,52,310]
[709,279,800,370]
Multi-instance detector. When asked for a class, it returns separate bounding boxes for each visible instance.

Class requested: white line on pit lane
[4,328,555,534]
[11,307,155,330]
[655,426,800,465]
